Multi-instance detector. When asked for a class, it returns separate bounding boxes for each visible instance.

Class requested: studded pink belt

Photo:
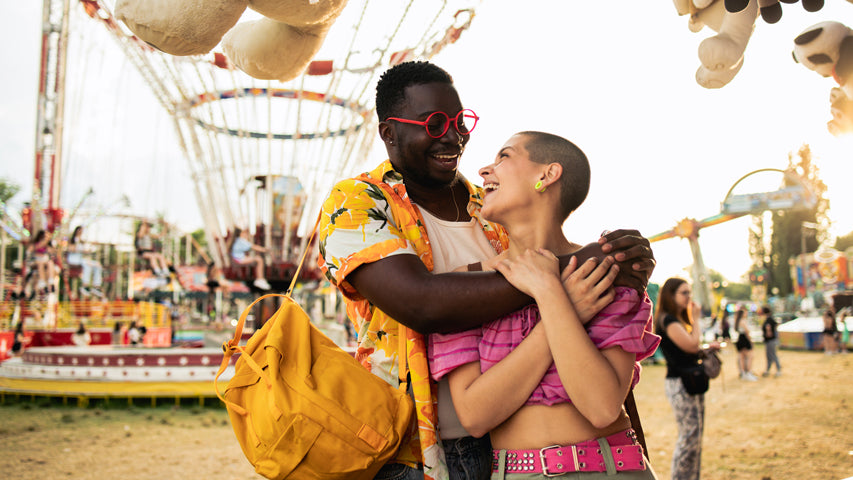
[492,429,647,476]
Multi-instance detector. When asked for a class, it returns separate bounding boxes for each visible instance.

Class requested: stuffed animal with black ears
[793,21,853,135]
[725,0,824,24]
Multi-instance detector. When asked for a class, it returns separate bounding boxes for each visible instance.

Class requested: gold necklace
[449,185,461,222]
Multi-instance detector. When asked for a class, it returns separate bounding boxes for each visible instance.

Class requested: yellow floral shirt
[318,160,509,480]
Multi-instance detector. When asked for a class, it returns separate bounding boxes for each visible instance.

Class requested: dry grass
[635,345,853,480]
[0,345,851,479]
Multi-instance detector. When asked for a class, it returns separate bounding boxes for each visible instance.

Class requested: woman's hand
[494,248,561,299]
[562,255,618,324]
[598,229,655,291]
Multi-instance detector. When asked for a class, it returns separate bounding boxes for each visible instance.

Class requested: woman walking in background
[822,308,840,354]
[734,309,757,381]
[760,306,782,377]
[655,277,720,480]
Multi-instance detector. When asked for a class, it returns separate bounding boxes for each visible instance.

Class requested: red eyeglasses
[386,109,479,138]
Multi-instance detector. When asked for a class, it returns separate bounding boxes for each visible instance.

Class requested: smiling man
[317,61,656,480]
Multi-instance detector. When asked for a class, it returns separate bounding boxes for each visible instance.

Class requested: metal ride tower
[28,0,72,235]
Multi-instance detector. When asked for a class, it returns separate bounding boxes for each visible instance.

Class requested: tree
[708,269,751,302]
[723,282,752,301]
[767,145,829,297]
[747,214,770,292]
[0,177,21,204]
[0,177,23,271]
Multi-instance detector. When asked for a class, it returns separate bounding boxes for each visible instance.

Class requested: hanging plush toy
[725,0,825,24]
[793,21,853,135]
[673,0,759,88]
[115,0,348,82]
[828,87,853,135]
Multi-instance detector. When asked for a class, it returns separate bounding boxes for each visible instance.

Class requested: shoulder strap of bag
[624,391,649,461]
[214,214,322,403]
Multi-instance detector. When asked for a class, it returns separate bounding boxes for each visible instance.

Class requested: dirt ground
[1,345,851,480]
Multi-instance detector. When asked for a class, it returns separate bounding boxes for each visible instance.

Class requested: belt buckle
[539,444,579,477]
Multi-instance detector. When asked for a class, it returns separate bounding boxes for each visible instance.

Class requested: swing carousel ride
[0,0,479,401]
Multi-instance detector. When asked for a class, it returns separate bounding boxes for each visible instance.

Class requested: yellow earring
[534,180,546,193]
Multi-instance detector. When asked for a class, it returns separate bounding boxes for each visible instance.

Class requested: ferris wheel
[61,0,479,288]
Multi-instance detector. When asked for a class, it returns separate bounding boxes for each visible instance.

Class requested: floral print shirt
[318,160,509,480]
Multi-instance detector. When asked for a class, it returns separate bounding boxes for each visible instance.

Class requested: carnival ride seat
[221,226,319,290]
[66,265,83,278]
[222,263,256,283]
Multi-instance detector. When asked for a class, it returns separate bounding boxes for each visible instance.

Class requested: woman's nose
[478,164,493,179]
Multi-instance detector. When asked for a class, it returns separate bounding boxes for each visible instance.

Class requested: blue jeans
[373,463,424,480]
[764,338,781,372]
[443,435,492,480]
[373,435,492,480]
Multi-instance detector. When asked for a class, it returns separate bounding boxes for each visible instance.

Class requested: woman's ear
[542,162,563,188]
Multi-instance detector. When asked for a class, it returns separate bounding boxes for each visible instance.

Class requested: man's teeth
[434,153,458,159]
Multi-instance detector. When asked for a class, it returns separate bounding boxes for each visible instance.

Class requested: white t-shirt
[416,206,496,439]
[72,332,91,347]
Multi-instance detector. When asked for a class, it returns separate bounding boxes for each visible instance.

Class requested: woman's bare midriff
[489,402,631,450]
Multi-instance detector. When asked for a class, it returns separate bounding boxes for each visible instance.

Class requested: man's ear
[378,121,396,145]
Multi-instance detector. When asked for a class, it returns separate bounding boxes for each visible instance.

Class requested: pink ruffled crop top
[428,287,661,406]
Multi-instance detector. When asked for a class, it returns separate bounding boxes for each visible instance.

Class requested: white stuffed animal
[828,87,853,136]
[674,0,759,88]
[115,0,348,82]
[793,21,853,135]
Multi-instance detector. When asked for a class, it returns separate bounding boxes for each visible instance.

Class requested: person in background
[654,278,720,480]
[71,322,91,347]
[135,221,171,278]
[839,307,850,354]
[11,322,28,357]
[822,308,840,355]
[29,230,58,295]
[205,263,228,294]
[112,321,123,345]
[228,227,271,291]
[66,226,105,298]
[128,320,142,346]
[760,306,781,377]
[734,309,757,381]
[717,308,731,343]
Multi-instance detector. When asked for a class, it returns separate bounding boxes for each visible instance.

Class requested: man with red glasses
[317,61,656,480]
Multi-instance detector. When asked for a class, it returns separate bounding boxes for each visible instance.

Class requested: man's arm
[348,254,527,334]
[348,247,619,334]
[346,228,655,334]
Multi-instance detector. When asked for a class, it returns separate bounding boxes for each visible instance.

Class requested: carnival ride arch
[648,168,817,313]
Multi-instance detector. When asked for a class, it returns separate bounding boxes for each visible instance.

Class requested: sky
[2,1,852,287]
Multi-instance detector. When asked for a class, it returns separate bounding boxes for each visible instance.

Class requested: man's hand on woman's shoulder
[598,229,655,292]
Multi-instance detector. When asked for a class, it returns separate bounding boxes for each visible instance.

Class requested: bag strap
[285,213,322,296]
[214,293,287,398]
[214,292,288,446]
[213,215,321,412]
[624,390,649,461]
